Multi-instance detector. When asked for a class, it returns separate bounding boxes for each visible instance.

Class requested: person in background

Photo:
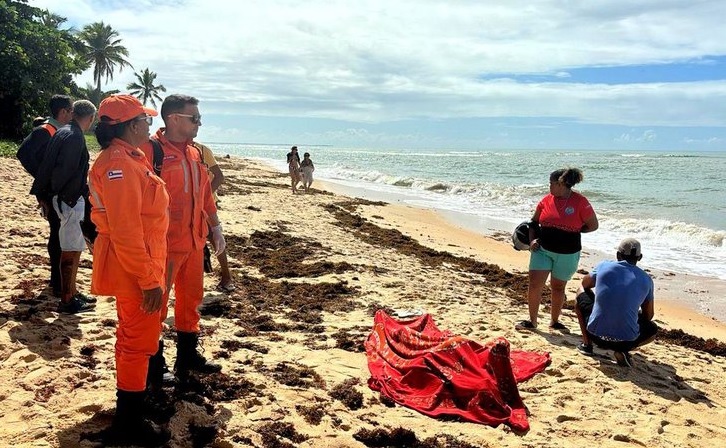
[141,94,225,378]
[300,152,315,193]
[515,167,598,332]
[193,141,236,292]
[88,94,170,445]
[575,238,657,367]
[17,95,73,298]
[32,116,47,127]
[30,99,98,314]
[286,145,301,194]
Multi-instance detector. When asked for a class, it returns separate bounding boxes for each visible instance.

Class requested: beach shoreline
[2,155,726,447]
[313,176,726,338]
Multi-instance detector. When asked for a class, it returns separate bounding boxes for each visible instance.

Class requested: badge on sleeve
[108,170,124,180]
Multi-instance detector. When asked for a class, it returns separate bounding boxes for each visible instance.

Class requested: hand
[211,224,226,256]
[529,239,541,252]
[38,198,49,218]
[141,287,163,313]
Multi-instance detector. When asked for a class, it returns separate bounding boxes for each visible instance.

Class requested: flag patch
[108,170,123,180]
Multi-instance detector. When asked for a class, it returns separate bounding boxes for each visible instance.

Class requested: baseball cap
[617,238,642,257]
[98,94,158,125]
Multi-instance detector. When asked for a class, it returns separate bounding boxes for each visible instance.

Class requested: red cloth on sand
[365,311,550,431]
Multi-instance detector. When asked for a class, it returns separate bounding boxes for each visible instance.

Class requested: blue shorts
[529,247,580,281]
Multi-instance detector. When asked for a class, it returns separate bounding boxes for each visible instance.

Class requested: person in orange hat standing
[141,94,224,379]
[87,94,170,446]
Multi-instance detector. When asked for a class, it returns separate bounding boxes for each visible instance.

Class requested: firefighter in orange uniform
[88,95,170,445]
[140,94,225,377]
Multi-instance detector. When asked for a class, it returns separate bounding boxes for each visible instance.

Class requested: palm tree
[38,10,68,29]
[127,68,167,107]
[77,83,119,107]
[78,21,133,93]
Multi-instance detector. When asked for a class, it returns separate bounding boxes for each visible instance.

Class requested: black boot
[174,331,222,375]
[147,340,176,392]
[101,390,169,447]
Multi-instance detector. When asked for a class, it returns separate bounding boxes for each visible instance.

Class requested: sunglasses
[171,113,202,125]
[134,115,153,125]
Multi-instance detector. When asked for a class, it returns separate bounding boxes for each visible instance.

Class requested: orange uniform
[140,128,217,333]
[88,139,170,392]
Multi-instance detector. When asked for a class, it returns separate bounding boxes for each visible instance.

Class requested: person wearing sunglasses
[141,94,225,379]
[86,94,170,445]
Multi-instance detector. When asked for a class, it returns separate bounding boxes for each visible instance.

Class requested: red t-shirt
[535,192,594,254]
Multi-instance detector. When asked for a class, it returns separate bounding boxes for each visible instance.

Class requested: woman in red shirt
[516,168,599,332]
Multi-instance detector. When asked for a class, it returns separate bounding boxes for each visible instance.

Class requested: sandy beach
[2,155,726,447]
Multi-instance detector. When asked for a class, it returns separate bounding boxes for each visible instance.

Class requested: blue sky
[29,0,726,150]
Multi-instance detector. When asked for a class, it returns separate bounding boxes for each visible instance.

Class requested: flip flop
[549,321,570,333]
[216,283,237,293]
[515,320,537,331]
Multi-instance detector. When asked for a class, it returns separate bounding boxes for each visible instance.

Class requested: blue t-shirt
[587,260,654,341]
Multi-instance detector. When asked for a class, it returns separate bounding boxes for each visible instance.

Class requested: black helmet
[512,221,531,251]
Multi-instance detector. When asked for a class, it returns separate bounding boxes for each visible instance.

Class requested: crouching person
[575,238,658,367]
[87,95,170,446]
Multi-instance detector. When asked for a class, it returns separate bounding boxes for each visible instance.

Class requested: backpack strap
[150,138,164,176]
[39,122,57,137]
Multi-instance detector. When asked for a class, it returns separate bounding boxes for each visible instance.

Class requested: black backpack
[17,122,57,177]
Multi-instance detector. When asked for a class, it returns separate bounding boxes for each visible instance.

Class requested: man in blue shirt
[574,238,658,367]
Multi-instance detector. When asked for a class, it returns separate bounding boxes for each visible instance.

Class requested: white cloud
[615,129,658,143]
[28,0,726,129]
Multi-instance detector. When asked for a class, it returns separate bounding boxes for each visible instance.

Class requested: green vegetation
[0,139,18,158]
[1,1,165,140]
[85,134,100,153]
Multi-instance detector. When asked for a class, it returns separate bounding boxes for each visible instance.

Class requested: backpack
[17,122,57,177]
[150,139,205,176]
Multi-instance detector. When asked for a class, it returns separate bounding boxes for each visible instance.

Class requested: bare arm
[209,165,224,192]
[582,213,599,233]
[641,300,654,321]
[581,273,596,290]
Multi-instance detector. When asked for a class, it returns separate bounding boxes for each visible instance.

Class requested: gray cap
[617,238,642,257]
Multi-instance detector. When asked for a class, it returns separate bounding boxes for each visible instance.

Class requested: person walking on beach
[515,167,598,332]
[300,152,315,193]
[574,238,657,367]
[193,141,236,292]
[17,94,73,298]
[30,99,98,314]
[287,145,301,194]
[87,95,170,445]
[141,94,224,378]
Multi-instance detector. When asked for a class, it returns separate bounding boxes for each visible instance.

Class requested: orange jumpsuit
[141,129,217,333]
[88,139,169,392]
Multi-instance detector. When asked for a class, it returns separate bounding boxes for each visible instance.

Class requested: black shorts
[576,291,658,352]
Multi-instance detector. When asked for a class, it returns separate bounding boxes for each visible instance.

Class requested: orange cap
[98,94,158,124]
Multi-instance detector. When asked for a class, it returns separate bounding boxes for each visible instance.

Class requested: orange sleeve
[100,161,160,290]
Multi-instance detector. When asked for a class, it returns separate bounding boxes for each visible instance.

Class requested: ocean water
[211,144,726,280]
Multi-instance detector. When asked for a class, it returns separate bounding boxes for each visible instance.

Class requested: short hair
[550,167,584,188]
[303,152,310,157]
[160,94,199,120]
[32,116,47,127]
[73,100,97,119]
[49,95,72,119]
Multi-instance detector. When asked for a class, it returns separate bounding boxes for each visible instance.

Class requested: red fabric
[365,311,550,431]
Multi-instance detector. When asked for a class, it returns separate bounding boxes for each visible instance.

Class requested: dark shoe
[577,343,594,356]
[613,351,633,367]
[75,292,97,304]
[549,321,570,333]
[515,320,537,331]
[58,296,95,314]
[99,390,169,447]
[175,331,222,375]
[147,340,176,392]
